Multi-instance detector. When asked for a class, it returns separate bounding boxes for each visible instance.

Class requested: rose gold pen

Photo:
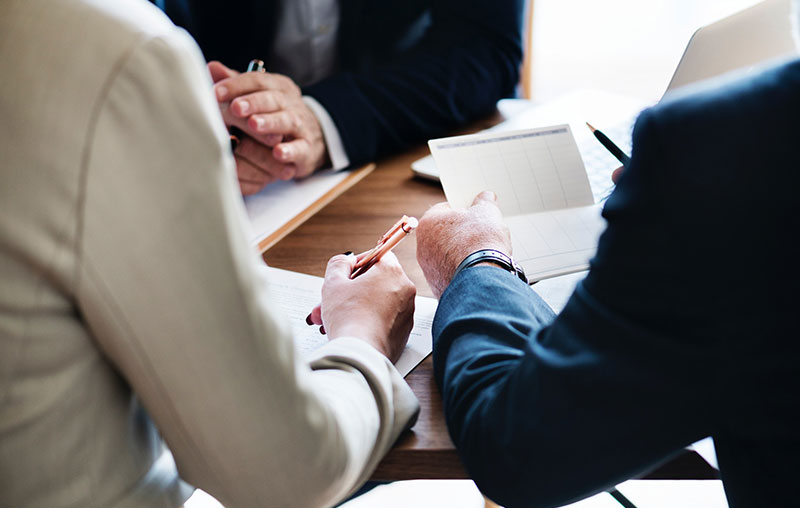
[350,215,418,278]
[305,215,418,334]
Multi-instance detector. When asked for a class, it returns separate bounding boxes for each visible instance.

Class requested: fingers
[611,165,624,184]
[239,178,268,196]
[208,61,238,83]
[229,90,284,118]
[273,139,304,163]
[470,190,504,223]
[357,252,415,307]
[354,248,373,264]
[235,136,276,173]
[324,251,403,284]
[471,190,501,213]
[235,156,273,195]
[235,137,296,181]
[249,111,299,137]
[272,139,320,179]
[224,89,326,176]
[214,72,298,103]
[306,304,322,326]
[354,251,400,278]
[325,253,357,283]
[422,201,453,220]
[371,251,402,270]
[224,112,283,148]
[472,190,497,206]
[427,191,495,213]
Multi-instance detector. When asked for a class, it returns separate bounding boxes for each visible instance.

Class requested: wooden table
[263,117,719,483]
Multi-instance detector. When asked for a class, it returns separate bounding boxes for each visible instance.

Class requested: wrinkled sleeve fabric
[303,0,525,167]
[75,29,417,508]
[432,111,718,508]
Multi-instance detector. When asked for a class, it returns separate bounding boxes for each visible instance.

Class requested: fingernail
[278,146,292,159]
[216,85,228,101]
[305,313,313,326]
[319,325,326,335]
[237,99,249,115]
[254,117,265,131]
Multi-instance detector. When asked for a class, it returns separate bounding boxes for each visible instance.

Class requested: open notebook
[429,125,604,282]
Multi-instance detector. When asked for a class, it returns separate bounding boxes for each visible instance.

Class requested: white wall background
[529,0,763,101]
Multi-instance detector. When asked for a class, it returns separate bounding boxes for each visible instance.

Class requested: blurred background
[528,0,762,102]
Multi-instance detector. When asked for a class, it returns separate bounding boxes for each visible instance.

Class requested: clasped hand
[209,61,328,195]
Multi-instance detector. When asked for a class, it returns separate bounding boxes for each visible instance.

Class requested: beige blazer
[0,1,418,507]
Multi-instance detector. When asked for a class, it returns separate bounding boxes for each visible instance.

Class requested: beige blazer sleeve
[73,29,418,508]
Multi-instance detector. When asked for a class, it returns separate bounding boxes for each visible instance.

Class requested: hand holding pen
[306,215,418,344]
[586,122,630,190]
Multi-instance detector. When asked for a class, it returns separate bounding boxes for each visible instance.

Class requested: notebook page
[429,125,606,282]
[428,125,594,215]
[264,267,434,377]
[244,169,351,246]
[507,205,604,281]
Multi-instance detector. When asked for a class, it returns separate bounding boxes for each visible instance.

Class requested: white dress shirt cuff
[303,95,351,171]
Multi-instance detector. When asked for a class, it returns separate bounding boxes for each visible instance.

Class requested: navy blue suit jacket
[156,0,524,167]
[433,58,800,508]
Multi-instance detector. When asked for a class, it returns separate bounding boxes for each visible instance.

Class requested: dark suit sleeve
[303,0,525,167]
[433,111,719,508]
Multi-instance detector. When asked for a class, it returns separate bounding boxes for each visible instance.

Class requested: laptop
[411,0,798,181]
[664,0,797,94]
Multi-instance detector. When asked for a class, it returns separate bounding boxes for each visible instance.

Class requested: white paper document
[265,267,435,376]
[244,169,352,247]
[412,90,647,201]
[429,125,606,282]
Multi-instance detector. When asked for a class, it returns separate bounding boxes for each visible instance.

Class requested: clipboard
[245,163,376,253]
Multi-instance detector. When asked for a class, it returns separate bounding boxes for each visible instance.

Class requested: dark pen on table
[587,122,631,200]
[586,122,630,167]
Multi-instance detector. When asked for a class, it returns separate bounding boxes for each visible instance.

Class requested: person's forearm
[434,265,713,508]
[77,31,417,508]
[434,267,556,506]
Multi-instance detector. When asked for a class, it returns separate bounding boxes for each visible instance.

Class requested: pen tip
[586,122,596,132]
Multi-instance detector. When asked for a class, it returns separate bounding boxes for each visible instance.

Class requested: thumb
[324,253,356,282]
[208,60,239,83]
[472,190,497,206]
[611,166,624,184]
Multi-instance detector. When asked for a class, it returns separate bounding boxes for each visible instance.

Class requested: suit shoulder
[73,0,179,40]
[18,0,188,65]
